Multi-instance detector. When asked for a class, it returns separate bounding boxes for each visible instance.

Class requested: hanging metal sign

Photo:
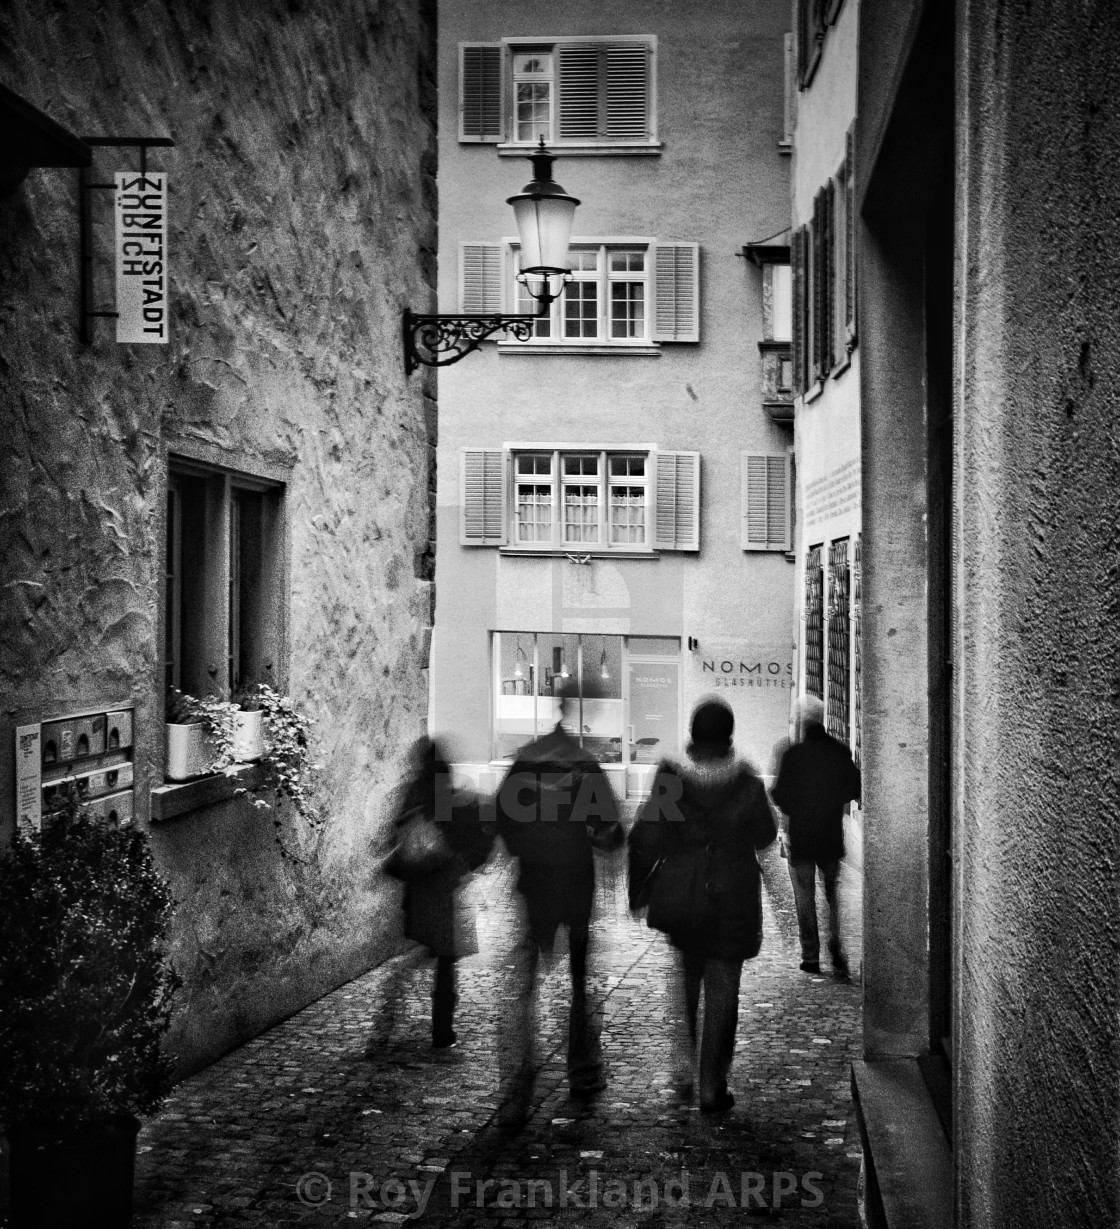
[114,171,167,343]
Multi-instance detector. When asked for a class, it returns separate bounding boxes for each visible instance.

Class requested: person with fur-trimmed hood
[628,697,776,1114]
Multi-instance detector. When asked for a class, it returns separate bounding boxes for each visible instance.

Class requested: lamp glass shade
[511,194,577,276]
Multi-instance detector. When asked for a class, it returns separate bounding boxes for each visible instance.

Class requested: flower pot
[233,709,264,762]
[165,721,215,781]
[8,1115,140,1229]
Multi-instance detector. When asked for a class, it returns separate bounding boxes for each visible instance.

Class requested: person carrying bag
[628,699,776,1114]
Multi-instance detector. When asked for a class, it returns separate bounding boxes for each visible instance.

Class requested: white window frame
[508,445,655,555]
[505,239,656,352]
[511,48,554,143]
[498,34,659,156]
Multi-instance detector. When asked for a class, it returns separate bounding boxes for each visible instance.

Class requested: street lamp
[402,138,580,373]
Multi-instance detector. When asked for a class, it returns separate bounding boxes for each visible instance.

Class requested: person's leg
[498,916,539,1125]
[820,859,847,974]
[698,957,743,1111]
[671,948,703,1095]
[432,954,457,1047]
[788,858,821,969]
[567,918,605,1096]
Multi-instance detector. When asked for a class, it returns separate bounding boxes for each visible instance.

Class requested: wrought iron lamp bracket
[402,275,569,373]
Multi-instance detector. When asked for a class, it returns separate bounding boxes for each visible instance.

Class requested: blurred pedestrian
[770,695,861,977]
[494,684,623,1127]
[383,736,493,1049]
[628,698,776,1114]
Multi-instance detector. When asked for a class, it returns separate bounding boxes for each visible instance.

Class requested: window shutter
[811,192,823,380]
[460,243,503,313]
[652,244,700,343]
[460,45,503,142]
[824,179,835,372]
[846,124,857,343]
[460,449,506,546]
[741,452,791,551]
[605,45,649,138]
[654,451,700,551]
[792,227,806,395]
[558,45,600,139]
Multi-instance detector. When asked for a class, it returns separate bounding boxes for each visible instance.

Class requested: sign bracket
[78,136,173,343]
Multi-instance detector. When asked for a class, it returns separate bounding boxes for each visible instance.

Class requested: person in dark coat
[628,698,777,1114]
[389,736,493,1048]
[770,695,861,977]
[495,686,623,1125]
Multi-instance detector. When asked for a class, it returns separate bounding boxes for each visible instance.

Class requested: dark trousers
[499,915,604,1111]
[789,857,844,966]
[673,950,743,1107]
[432,955,457,1045]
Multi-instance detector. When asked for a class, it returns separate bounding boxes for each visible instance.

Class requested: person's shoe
[699,1091,735,1115]
[570,1075,608,1102]
[799,960,821,974]
[432,1030,458,1050]
[832,956,851,980]
[671,1081,695,1105]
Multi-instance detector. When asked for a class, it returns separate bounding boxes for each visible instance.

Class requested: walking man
[771,695,861,977]
[494,683,623,1127]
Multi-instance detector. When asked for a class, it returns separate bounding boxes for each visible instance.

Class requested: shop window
[460,447,699,554]
[459,36,657,152]
[827,537,851,744]
[165,460,284,701]
[493,632,680,765]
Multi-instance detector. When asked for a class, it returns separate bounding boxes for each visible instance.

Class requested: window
[804,545,825,700]
[741,452,793,551]
[461,447,699,553]
[791,155,855,395]
[827,538,851,744]
[461,241,699,349]
[165,460,285,703]
[493,631,681,766]
[459,36,658,152]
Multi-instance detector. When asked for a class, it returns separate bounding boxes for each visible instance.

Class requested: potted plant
[231,686,266,763]
[164,688,237,781]
[250,684,320,825]
[0,796,179,1229]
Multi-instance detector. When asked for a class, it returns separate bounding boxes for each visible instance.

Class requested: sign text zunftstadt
[115,173,167,344]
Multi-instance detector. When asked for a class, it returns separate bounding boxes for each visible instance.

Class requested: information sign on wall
[115,172,168,344]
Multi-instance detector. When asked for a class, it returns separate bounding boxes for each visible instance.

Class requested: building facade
[0,0,438,1074]
[431,0,796,794]
[852,0,1120,1224]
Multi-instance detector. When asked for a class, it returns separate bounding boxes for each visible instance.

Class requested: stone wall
[0,0,437,1074]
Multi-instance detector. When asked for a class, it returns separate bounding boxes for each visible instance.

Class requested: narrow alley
[131,842,862,1228]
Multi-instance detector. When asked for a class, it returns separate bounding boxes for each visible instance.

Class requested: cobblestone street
[128,840,862,1228]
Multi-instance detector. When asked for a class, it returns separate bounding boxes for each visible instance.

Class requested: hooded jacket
[628,752,777,961]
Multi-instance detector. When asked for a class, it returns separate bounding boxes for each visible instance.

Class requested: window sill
[497,141,662,158]
[151,762,266,822]
[498,343,662,357]
[499,548,657,560]
[803,379,825,404]
[830,353,852,380]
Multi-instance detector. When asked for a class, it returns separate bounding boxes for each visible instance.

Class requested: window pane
[773,263,792,342]
[564,280,598,338]
[610,484,646,544]
[609,250,645,272]
[563,454,599,476]
[571,249,599,272]
[563,484,600,542]
[516,483,553,541]
[516,276,552,337]
[516,453,551,476]
[514,53,550,75]
[516,82,551,142]
[609,454,645,478]
[626,635,680,657]
[610,281,644,338]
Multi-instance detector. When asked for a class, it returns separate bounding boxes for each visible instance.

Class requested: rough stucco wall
[0,0,437,1073]
[955,1,1120,1223]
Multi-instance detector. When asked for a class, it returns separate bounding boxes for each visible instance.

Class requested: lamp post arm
[402,298,552,373]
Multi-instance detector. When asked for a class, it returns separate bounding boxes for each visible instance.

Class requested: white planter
[233,710,265,763]
[165,722,215,781]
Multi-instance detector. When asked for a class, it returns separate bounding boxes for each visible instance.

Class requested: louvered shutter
[460,449,506,546]
[460,243,503,314]
[811,192,823,380]
[654,451,700,551]
[558,46,600,139]
[792,227,806,394]
[652,244,700,343]
[741,452,791,551]
[824,179,835,372]
[605,45,649,138]
[846,124,857,342]
[459,45,503,142]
